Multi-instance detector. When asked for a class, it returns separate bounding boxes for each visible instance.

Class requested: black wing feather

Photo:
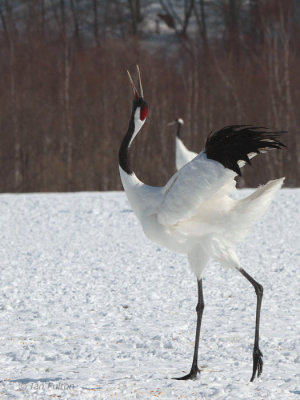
[205,125,286,175]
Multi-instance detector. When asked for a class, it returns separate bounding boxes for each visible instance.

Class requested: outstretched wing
[205,125,285,175]
[158,152,236,226]
[157,125,285,227]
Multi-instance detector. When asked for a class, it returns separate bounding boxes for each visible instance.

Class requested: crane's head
[119,66,149,174]
[167,118,184,127]
[127,66,149,126]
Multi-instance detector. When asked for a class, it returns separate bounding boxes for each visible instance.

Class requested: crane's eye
[140,106,148,121]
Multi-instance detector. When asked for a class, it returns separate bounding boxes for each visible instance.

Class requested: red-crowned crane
[118,66,285,381]
[167,118,197,170]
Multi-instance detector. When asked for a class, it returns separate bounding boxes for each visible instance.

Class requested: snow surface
[0,189,299,399]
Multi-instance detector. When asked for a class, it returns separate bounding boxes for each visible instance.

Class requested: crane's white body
[119,69,284,381]
[120,147,284,278]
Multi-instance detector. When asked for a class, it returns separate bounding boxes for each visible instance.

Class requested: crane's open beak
[166,120,177,127]
[166,118,184,128]
[127,65,144,100]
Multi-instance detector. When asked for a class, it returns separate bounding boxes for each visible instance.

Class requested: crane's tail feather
[205,125,286,175]
[226,177,285,243]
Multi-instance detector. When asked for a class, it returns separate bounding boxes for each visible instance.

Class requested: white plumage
[169,118,285,261]
[167,118,197,169]
[119,66,285,381]
[120,152,284,277]
[176,136,196,170]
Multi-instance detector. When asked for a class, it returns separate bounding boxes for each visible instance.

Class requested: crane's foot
[250,346,263,382]
[173,365,200,380]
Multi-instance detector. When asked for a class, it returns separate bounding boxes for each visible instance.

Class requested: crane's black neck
[119,97,148,175]
[176,123,182,138]
[119,110,135,175]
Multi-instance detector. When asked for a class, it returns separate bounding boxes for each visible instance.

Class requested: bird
[119,66,285,382]
[167,118,197,170]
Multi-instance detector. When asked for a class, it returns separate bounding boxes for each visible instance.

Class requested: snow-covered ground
[0,189,298,399]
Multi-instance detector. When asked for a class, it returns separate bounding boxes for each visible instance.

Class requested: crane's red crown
[140,105,148,121]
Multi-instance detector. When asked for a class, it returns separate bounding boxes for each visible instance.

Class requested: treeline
[0,0,299,192]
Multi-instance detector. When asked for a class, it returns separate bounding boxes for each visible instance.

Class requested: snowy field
[0,189,299,399]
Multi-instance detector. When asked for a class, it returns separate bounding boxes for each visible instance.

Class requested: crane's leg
[174,279,204,380]
[239,268,263,382]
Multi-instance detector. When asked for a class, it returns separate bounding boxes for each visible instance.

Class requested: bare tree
[70,0,81,46]
[62,40,73,189]
[158,0,195,37]
[194,0,208,49]
[127,0,143,35]
[0,0,298,192]
[93,0,99,45]
[1,3,21,191]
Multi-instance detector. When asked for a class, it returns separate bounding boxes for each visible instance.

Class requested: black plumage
[205,125,286,175]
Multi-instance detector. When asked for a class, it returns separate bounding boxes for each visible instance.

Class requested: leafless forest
[0,0,299,192]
